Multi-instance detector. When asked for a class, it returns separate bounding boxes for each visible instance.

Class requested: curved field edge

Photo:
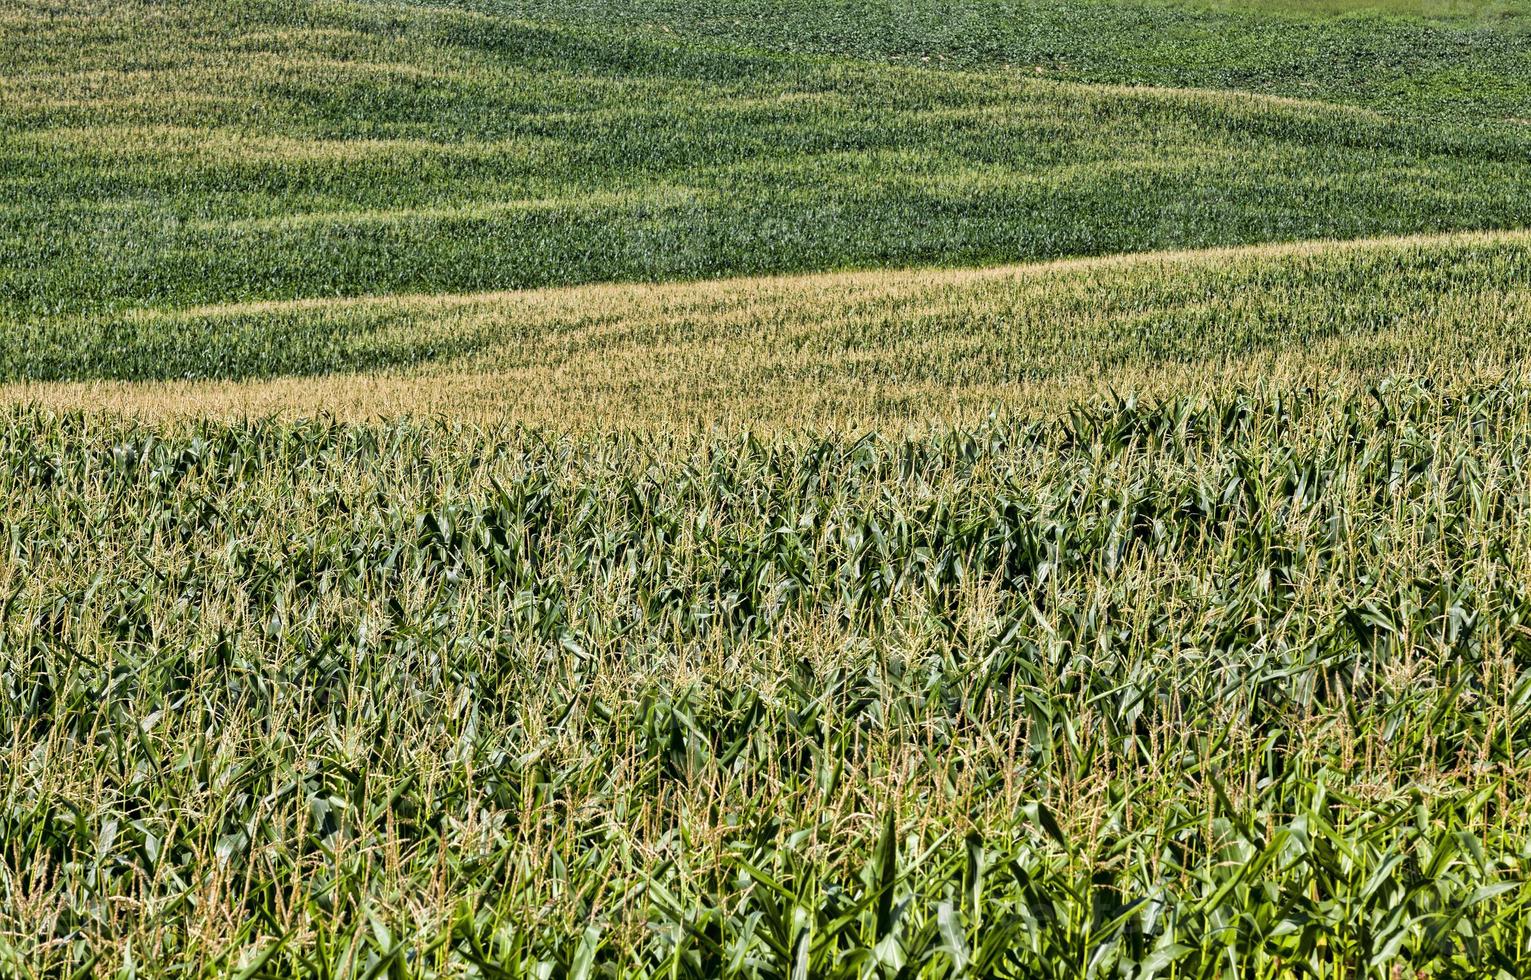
[5,0,1531,332]
[8,229,1528,428]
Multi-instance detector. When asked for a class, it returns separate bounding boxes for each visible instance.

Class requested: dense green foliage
[8,380,1531,976]
[7,0,1531,975]
[3,0,1531,367]
[413,0,1531,119]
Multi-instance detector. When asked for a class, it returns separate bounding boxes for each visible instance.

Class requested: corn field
[7,0,1531,974]
[6,378,1531,976]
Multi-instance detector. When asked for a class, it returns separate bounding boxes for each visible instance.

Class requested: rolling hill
[5,0,1531,977]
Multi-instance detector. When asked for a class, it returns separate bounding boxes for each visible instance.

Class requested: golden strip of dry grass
[158,226,1524,319]
[6,229,1528,430]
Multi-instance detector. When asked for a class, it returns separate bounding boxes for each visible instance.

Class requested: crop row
[4,0,1531,347]
[5,379,1531,975]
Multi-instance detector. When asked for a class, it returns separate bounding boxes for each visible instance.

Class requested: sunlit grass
[4,230,1526,429]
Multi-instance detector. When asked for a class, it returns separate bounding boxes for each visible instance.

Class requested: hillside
[5,0,1531,977]
[4,0,1530,336]
[6,229,1529,426]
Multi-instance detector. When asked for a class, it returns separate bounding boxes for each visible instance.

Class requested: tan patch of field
[158,226,1531,319]
[195,185,718,234]
[7,125,559,165]
[1066,80,1392,123]
[10,334,1522,433]
[10,229,1528,430]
